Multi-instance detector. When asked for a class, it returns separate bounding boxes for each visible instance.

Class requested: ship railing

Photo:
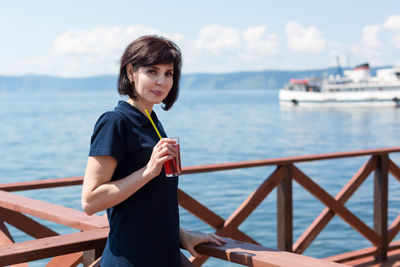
[0,147,399,266]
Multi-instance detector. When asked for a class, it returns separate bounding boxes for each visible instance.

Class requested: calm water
[1,88,400,266]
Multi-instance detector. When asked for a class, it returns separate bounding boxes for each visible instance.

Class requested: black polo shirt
[89,101,180,266]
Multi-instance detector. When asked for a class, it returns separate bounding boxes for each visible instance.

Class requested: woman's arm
[82,138,177,215]
[179,228,226,257]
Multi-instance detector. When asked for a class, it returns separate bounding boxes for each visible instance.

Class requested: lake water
[1,88,400,266]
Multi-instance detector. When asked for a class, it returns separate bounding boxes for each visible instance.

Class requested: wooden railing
[0,147,400,266]
[179,147,400,266]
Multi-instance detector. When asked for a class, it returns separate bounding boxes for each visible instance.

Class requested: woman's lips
[151,90,164,96]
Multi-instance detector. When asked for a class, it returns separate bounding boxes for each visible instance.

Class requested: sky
[1,0,400,77]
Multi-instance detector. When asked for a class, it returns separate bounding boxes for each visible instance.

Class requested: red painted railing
[1,147,400,266]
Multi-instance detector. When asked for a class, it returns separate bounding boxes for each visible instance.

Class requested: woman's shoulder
[98,110,124,122]
[94,110,128,131]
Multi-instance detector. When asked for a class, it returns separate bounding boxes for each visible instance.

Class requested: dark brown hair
[118,35,182,110]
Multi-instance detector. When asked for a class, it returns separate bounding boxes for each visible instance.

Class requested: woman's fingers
[155,139,178,159]
[157,146,177,161]
[146,138,178,178]
[159,154,174,165]
[213,234,226,244]
[182,232,227,258]
[159,143,177,154]
[205,234,226,246]
[191,233,226,257]
[188,248,199,258]
[158,137,178,145]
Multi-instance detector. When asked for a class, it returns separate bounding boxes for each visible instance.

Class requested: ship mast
[336,55,343,77]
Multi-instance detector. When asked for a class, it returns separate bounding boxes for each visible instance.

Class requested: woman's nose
[156,75,167,85]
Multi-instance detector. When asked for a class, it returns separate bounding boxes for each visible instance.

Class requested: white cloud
[191,25,279,58]
[286,21,327,53]
[185,25,279,72]
[26,17,399,76]
[193,25,241,54]
[50,25,168,76]
[50,24,281,75]
[351,24,385,66]
[383,15,400,31]
[391,34,400,49]
[361,25,382,48]
[348,15,400,66]
[240,26,279,60]
[383,15,400,49]
[53,25,160,55]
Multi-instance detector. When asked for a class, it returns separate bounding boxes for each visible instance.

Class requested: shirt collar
[115,100,159,126]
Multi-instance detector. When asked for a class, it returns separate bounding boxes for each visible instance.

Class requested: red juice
[164,142,181,177]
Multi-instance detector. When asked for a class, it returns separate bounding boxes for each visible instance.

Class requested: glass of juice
[164,137,182,177]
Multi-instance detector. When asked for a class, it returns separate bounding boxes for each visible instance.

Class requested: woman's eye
[166,72,173,77]
[147,69,157,74]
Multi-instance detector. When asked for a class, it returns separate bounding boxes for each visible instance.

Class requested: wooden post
[83,250,95,267]
[374,154,388,261]
[277,164,293,252]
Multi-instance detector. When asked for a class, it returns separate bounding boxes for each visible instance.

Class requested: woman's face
[130,63,174,109]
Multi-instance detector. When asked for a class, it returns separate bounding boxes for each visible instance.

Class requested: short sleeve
[89,111,125,162]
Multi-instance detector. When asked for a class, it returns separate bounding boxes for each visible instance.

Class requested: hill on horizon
[0,66,391,92]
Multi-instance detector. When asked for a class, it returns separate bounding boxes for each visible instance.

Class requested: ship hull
[279,89,400,107]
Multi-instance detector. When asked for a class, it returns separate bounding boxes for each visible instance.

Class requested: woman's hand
[143,138,178,179]
[180,228,226,258]
[82,138,178,215]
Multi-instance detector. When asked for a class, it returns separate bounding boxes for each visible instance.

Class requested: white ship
[279,63,400,107]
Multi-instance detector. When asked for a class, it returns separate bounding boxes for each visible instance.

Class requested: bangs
[141,45,181,67]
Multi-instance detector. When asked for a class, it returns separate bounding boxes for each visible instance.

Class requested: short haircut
[117,35,182,111]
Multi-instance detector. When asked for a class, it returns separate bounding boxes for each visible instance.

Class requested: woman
[81,35,225,266]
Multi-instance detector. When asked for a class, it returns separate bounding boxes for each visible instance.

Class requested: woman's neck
[126,98,154,115]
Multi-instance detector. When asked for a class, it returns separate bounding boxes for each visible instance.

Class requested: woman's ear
[126,63,134,82]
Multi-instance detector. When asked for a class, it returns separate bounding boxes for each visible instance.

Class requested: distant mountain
[0,66,391,92]
[181,66,390,90]
[0,74,117,92]
[181,69,336,90]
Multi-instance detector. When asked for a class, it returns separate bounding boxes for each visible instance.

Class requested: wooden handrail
[0,231,347,267]
[0,176,83,192]
[0,228,108,266]
[194,238,347,267]
[183,147,400,174]
[2,147,399,192]
[0,147,400,266]
[0,190,108,230]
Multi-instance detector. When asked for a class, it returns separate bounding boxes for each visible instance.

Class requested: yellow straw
[144,109,162,139]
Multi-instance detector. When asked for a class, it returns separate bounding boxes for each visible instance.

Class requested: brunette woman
[82,35,225,266]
